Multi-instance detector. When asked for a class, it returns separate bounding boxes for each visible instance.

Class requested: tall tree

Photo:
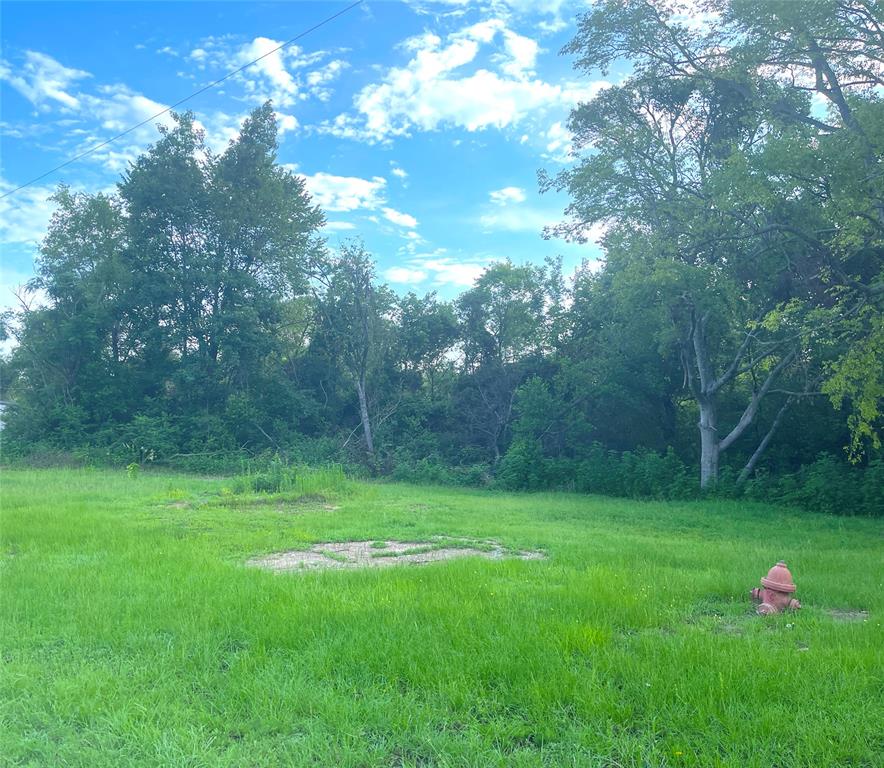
[454,261,550,463]
[5,103,325,455]
[543,0,871,486]
[396,291,458,397]
[723,0,884,458]
[5,187,133,442]
[119,104,323,412]
[314,242,397,462]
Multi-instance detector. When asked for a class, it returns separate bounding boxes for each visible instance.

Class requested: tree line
[2,0,882,513]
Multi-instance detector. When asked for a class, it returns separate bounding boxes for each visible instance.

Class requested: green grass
[228,462,351,497]
[1,468,882,767]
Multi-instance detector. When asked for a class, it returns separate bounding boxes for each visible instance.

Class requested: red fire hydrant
[751,561,801,615]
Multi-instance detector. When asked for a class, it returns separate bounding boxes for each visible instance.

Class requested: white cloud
[669,0,723,32]
[573,220,608,245]
[300,172,387,212]
[481,199,599,238]
[543,120,572,162]
[198,110,252,152]
[382,207,418,228]
[274,111,299,134]
[297,173,418,229]
[323,221,356,231]
[500,29,539,78]
[0,262,48,343]
[390,165,408,180]
[480,206,555,233]
[185,36,346,107]
[420,255,489,287]
[237,36,297,106]
[0,180,57,246]
[489,0,572,33]
[84,84,171,133]
[390,248,492,288]
[384,266,428,284]
[305,59,349,101]
[327,18,609,143]
[489,186,527,205]
[0,177,71,322]
[0,51,90,111]
[0,49,286,175]
[72,85,178,171]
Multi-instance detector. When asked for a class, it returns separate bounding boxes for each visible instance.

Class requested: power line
[0,0,363,201]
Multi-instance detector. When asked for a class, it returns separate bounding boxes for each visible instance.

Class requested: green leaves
[6,102,325,450]
[545,0,884,482]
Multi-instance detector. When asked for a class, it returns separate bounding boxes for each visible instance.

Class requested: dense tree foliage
[2,2,882,514]
[543,0,884,486]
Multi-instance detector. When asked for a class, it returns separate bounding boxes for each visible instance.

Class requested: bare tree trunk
[698,397,719,489]
[355,377,374,457]
[492,434,502,465]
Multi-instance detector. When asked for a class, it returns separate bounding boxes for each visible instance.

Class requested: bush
[741,453,882,516]
[495,440,546,491]
[493,441,882,515]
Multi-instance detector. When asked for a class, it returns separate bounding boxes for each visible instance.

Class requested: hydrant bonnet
[760,560,796,593]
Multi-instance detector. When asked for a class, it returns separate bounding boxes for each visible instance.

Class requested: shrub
[495,440,546,491]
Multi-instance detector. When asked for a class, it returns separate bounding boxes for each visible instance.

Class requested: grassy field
[1,468,882,767]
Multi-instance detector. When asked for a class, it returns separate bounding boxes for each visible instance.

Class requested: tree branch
[719,349,798,452]
[737,395,795,485]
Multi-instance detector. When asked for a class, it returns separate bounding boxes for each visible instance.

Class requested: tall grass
[227,457,350,496]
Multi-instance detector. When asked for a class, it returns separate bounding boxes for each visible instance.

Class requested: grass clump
[227,457,350,497]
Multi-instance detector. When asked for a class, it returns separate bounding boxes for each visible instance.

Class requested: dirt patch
[291,493,328,504]
[827,608,870,622]
[208,493,340,513]
[247,538,545,572]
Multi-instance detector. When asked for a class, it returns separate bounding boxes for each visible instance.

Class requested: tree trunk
[355,377,374,457]
[737,396,794,485]
[682,304,798,490]
[492,434,501,465]
[698,397,719,488]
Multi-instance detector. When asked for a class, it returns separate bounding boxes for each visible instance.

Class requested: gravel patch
[248,538,545,572]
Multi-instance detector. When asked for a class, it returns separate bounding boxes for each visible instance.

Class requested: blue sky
[1,0,609,310]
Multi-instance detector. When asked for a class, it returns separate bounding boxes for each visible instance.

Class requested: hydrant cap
[760,561,797,593]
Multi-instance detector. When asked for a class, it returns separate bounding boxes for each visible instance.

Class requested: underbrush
[5,438,881,516]
[492,441,884,516]
[227,457,351,497]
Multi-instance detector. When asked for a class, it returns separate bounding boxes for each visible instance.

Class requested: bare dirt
[247,538,545,572]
